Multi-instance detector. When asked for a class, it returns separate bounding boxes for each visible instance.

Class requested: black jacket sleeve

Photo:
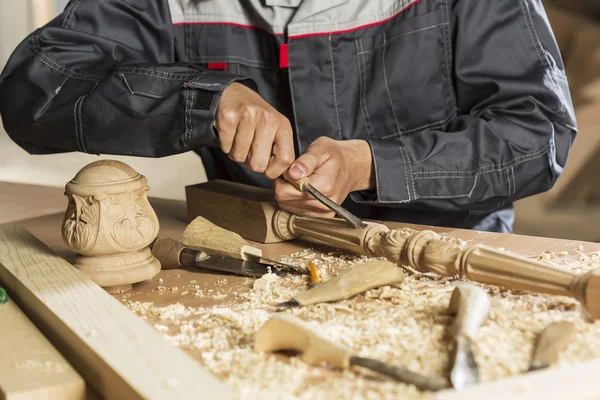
[0,0,255,157]
[352,0,577,212]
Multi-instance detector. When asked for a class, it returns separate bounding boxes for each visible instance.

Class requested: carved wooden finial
[62,160,161,293]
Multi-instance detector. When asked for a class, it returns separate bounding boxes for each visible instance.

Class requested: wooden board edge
[434,356,600,400]
[0,296,85,400]
[0,223,232,400]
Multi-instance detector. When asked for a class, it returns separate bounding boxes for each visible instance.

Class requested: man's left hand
[274,137,375,217]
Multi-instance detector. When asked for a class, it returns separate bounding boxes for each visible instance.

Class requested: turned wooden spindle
[186,180,600,319]
[61,160,161,293]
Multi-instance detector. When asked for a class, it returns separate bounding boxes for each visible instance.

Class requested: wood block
[185,180,284,243]
[0,224,230,400]
[0,297,85,400]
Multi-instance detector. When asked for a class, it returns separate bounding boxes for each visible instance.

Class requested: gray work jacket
[0,0,577,232]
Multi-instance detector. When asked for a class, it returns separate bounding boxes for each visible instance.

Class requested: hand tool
[447,284,491,390]
[276,260,405,307]
[182,216,305,273]
[150,237,300,278]
[282,170,365,229]
[254,314,449,391]
[527,321,576,372]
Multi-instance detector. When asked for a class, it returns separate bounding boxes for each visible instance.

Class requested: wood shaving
[124,248,600,399]
[252,272,280,291]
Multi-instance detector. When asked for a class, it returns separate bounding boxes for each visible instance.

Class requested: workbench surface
[3,181,600,399]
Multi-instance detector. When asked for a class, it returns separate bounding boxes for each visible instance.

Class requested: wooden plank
[0,224,231,400]
[435,357,600,400]
[0,297,85,400]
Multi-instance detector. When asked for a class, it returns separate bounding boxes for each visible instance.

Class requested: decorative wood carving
[185,180,600,319]
[61,160,161,293]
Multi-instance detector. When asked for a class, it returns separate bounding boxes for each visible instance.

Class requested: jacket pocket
[355,9,455,138]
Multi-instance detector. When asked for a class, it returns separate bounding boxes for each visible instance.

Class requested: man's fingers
[287,139,331,180]
[247,115,277,173]
[264,123,295,179]
[228,115,255,163]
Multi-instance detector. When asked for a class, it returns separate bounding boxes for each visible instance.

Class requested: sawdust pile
[124,248,600,399]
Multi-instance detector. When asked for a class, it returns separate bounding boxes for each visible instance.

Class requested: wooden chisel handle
[150,237,209,270]
[448,284,491,339]
[255,314,447,391]
[255,314,352,368]
[282,170,311,191]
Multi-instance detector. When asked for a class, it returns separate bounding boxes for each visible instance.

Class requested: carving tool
[276,260,405,307]
[255,314,448,391]
[183,216,305,273]
[527,321,576,372]
[150,238,300,278]
[448,284,491,390]
[282,170,365,229]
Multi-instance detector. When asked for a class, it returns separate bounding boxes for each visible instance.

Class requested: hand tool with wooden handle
[282,170,364,229]
[254,314,448,391]
[150,237,295,278]
[183,216,304,272]
[528,321,576,372]
[447,284,491,390]
[276,260,405,307]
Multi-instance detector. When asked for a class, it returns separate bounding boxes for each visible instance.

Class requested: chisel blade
[282,171,365,229]
[304,185,364,229]
[194,256,285,278]
[450,336,479,390]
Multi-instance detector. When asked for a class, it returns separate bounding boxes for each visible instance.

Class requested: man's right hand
[215,82,295,179]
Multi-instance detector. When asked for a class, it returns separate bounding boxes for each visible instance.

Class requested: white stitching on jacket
[381,112,454,139]
[118,74,168,99]
[357,23,448,55]
[413,146,550,176]
[62,0,82,29]
[402,145,417,200]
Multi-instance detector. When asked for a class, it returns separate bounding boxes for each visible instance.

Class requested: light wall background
[0,0,207,201]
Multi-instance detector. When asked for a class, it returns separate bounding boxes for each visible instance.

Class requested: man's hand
[216,83,295,179]
[274,137,375,217]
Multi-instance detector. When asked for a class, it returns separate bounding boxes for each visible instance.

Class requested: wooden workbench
[2,181,600,399]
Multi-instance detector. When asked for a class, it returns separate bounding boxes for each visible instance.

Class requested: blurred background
[1,0,599,241]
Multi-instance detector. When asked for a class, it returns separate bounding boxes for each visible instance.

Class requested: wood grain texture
[182,216,262,260]
[185,181,283,243]
[0,224,230,400]
[0,297,85,400]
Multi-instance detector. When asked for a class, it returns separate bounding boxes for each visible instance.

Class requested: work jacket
[0,0,576,232]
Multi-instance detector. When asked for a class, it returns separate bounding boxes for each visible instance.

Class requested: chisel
[448,284,491,390]
[276,260,405,307]
[527,321,575,372]
[282,170,364,229]
[254,314,448,391]
[150,237,300,278]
